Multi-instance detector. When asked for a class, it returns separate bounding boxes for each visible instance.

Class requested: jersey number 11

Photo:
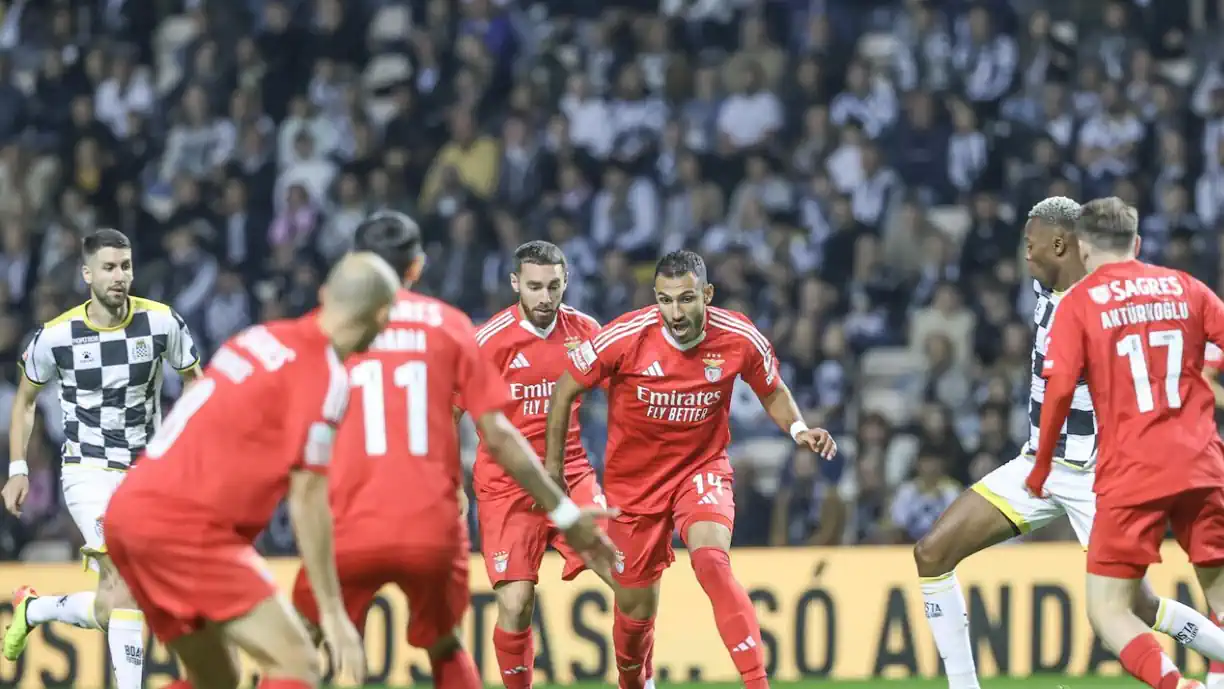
[350,360,429,457]
[1117,330,1184,413]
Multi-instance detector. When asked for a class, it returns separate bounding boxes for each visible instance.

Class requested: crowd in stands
[1,0,1223,560]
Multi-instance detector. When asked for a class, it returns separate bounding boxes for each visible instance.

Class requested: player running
[290,214,616,689]
[1028,197,1224,689]
[913,198,1224,689]
[103,252,400,689]
[3,229,201,689]
[463,240,620,689]
[547,250,836,689]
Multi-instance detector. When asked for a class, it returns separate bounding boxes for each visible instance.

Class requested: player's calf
[686,521,768,689]
[426,631,481,689]
[1134,578,1224,664]
[95,558,146,689]
[1089,573,1188,689]
[493,581,537,689]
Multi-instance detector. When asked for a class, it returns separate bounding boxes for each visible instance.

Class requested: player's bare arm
[475,409,615,569]
[3,375,41,516]
[543,370,587,489]
[287,469,366,683]
[758,382,837,459]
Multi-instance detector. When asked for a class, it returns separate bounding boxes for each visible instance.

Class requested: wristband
[8,460,28,478]
[548,498,582,530]
[789,420,809,442]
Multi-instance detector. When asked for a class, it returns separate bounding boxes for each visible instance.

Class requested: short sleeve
[20,326,57,387]
[1193,277,1224,355]
[735,321,781,399]
[567,323,632,389]
[1040,293,1087,381]
[294,346,350,474]
[1206,343,1223,370]
[456,325,512,419]
[166,309,201,371]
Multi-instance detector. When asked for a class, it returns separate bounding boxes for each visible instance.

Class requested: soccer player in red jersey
[289,214,616,689]
[463,240,616,689]
[1027,197,1224,689]
[546,251,837,689]
[103,252,403,689]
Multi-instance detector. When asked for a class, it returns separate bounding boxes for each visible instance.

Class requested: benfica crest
[564,336,582,351]
[703,355,725,382]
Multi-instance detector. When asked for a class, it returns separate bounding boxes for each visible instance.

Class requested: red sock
[1119,633,1183,689]
[161,681,193,689]
[613,607,654,689]
[431,647,482,689]
[691,547,768,689]
[257,679,313,689]
[493,627,534,689]
[645,651,654,682]
[1211,612,1224,676]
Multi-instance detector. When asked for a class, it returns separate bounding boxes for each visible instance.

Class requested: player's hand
[796,428,837,460]
[2,475,29,517]
[561,508,619,572]
[319,609,367,685]
[457,486,470,520]
[1024,466,1051,499]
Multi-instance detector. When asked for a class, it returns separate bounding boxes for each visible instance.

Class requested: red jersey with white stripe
[328,290,512,540]
[119,317,350,541]
[470,304,601,500]
[567,305,780,513]
[1207,343,1223,370]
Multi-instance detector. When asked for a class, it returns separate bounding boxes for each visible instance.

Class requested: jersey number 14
[1117,330,1184,413]
[350,360,429,457]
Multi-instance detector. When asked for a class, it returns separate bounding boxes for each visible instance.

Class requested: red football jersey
[1042,259,1224,505]
[120,316,350,540]
[327,290,511,536]
[470,304,601,500]
[567,305,780,513]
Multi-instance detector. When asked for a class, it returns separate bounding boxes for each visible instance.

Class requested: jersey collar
[82,297,135,332]
[517,305,557,339]
[660,311,707,351]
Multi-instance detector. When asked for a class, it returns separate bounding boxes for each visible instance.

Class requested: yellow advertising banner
[0,543,1214,687]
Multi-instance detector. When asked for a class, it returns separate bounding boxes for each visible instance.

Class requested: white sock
[107,609,145,689]
[1153,598,1224,662]
[920,572,980,689]
[1208,671,1224,689]
[645,678,656,689]
[25,592,99,629]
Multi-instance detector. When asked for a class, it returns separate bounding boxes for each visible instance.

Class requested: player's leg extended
[1195,566,1224,689]
[480,493,548,689]
[913,458,1049,689]
[686,520,768,689]
[93,554,147,689]
[221,595,323,689]
[402,550,480,689]
[607,512,671,689]
[165,624,242,689]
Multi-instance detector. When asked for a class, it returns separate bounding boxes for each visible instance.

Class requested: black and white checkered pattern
[21,298,199,470]
[1023,280,1098,470]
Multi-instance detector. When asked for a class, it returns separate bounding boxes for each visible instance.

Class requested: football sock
[1209,612,1224,687]
[162,681,193,689]
[257,678,313,689]
[1154,598,1224,662]
[919,572,980,689]
[1119,633,1184,689]
[645,652,655,689]
[432,647,482,689]
[690,547,768,689]
[492,627,534,689]
[613,607,654,689]
[108,608,145,689]
[26,592,100,629]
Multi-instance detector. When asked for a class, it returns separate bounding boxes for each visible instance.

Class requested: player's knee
[1131,586,1162,627]
[427,631,463,660]
[495,582,536,630]
[913,534,956,577]
[614,585,659,619]
[264,643,321,685]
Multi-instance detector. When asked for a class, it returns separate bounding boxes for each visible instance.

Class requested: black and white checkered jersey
[1023,280,1098,470]
[20,297,200,470]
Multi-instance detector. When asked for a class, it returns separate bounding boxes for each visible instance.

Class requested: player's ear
[81,263,91,286]
[1052,234,1065,257]
[1133,235,1142,257]
[703,283,714,304]
[510,272,520,294]
[405,254,425,284]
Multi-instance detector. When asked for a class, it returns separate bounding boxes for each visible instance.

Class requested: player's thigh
[221,594,319,681]
[168,625,241,689]
[1170,487,1224,568]
[1043,464,1098,548]
[551,472,608,581]
[1088,499,1170,579]
[398,550,469,650]
[61,466,125,569]
[606,511,675,588]
[672,466,736,546]
[478,493,550,585]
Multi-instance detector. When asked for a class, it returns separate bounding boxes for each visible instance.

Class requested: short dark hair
[82,228,131,259]
[353,210,423,276]
[513,240,566,273]
[655,250,707,283]
[1075,196,1139,251]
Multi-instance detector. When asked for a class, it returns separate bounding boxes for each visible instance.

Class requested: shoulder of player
[558,304,600,332]
[706,307,773,357]
[474,306,519,347]
[590,306,660,353]
[129,297,187,330]
[41,302,88,331]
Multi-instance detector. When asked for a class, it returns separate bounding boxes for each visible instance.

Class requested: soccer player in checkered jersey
[2,229,201,689]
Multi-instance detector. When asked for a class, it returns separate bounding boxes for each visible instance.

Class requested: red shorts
[1089,487,1224,578]
[607,467,736,587]
[105,502,277,644]
[478,471,605,585]
[292,527,469,650]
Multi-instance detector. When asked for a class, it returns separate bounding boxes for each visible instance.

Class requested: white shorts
[61,464,127,568]
[971,455,1095,547]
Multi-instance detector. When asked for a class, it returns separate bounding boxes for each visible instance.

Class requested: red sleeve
[455,326,512,419]
[291,344,351,474]
[735,318,781,399]
[567,322,630,389]
[1033,292,1087,472]
[1195,278,1224,354]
